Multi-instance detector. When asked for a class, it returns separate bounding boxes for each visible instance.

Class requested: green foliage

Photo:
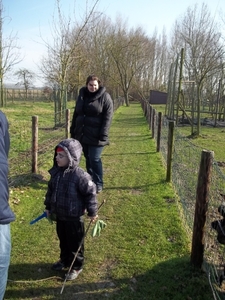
[4,102,213,299]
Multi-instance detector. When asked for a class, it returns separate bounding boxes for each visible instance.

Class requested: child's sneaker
[66,269,83,280]
[97,186,103,194]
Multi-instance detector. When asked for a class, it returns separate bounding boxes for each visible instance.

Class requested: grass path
[5,103,212,300]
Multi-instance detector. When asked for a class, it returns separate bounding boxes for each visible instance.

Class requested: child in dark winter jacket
[44,138,98,280]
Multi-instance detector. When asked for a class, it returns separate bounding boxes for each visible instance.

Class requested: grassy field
[153,104,225,163]
[2,101,214,299]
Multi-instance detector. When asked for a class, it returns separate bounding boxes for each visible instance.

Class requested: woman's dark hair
[86,75,102,86]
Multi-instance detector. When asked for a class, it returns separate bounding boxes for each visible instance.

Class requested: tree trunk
[124,90,130,106]
[196,85,201,136]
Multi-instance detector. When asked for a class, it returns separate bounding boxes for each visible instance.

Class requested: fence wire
[8,98,123,187]
[8,112,66,186]
[143,100,225,299]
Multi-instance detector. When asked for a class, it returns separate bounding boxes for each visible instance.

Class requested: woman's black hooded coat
[70,86,113,146]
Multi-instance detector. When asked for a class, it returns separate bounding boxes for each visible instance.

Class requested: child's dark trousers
[56,218,84,270]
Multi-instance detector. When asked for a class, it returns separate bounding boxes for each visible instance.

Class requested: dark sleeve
[78,172,98,217]
[44,179,53,210]
[3,120,10,157]
[70,88,85,138]
[0,112,15,224]
[100,93,113,140]
[70,106,77,138]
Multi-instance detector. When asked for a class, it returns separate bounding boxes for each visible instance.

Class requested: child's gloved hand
[91,220,107,237]
[45,210,56,223]
[89,215,98,222]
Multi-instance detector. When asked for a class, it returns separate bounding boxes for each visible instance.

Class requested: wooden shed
[149,90,167,104]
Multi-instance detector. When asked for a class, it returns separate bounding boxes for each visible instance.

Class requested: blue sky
[2,0,224,86]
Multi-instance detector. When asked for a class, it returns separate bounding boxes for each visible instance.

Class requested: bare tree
[0,0,21,106]
[170,3,224,135]
[75,14,163,104]
[40,0,100,122]
[40,1,169,108]
[153,28,169,91]
[108,20,156,106]
[78,14,119,98]
[14,68,35,99]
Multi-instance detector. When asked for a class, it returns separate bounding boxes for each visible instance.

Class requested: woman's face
[87,80,99,93]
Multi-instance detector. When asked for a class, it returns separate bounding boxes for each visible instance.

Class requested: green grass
[1,101,75,157]
[152,104,225,162]
[176,125,225,162]
[4,102,213,299]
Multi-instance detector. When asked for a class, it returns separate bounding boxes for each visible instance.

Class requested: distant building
[149,90,167,104]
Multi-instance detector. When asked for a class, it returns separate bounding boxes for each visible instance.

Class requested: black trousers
[56,218,84,270]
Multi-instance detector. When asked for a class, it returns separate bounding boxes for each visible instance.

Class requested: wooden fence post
[166,121,174,182]
[152,108,156,139]
[144,100,147,117]
[32,116,38,173]
[65,109,70,138]
[191,150,214,268]
[157,112,162,152]
[147,103,151,130]
[149,105,152,130]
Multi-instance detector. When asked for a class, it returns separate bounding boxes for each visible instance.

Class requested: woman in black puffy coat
[70,75,113,193]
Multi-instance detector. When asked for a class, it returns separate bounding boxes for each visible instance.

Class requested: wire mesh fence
[7,97,123,187]
[141,98,225,299]
[8,112,66,186]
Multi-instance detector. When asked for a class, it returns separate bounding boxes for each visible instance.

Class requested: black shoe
[211,219,225,244]
[51,260,66,271]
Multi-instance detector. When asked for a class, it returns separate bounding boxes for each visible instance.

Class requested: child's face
[56,151,69,167]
